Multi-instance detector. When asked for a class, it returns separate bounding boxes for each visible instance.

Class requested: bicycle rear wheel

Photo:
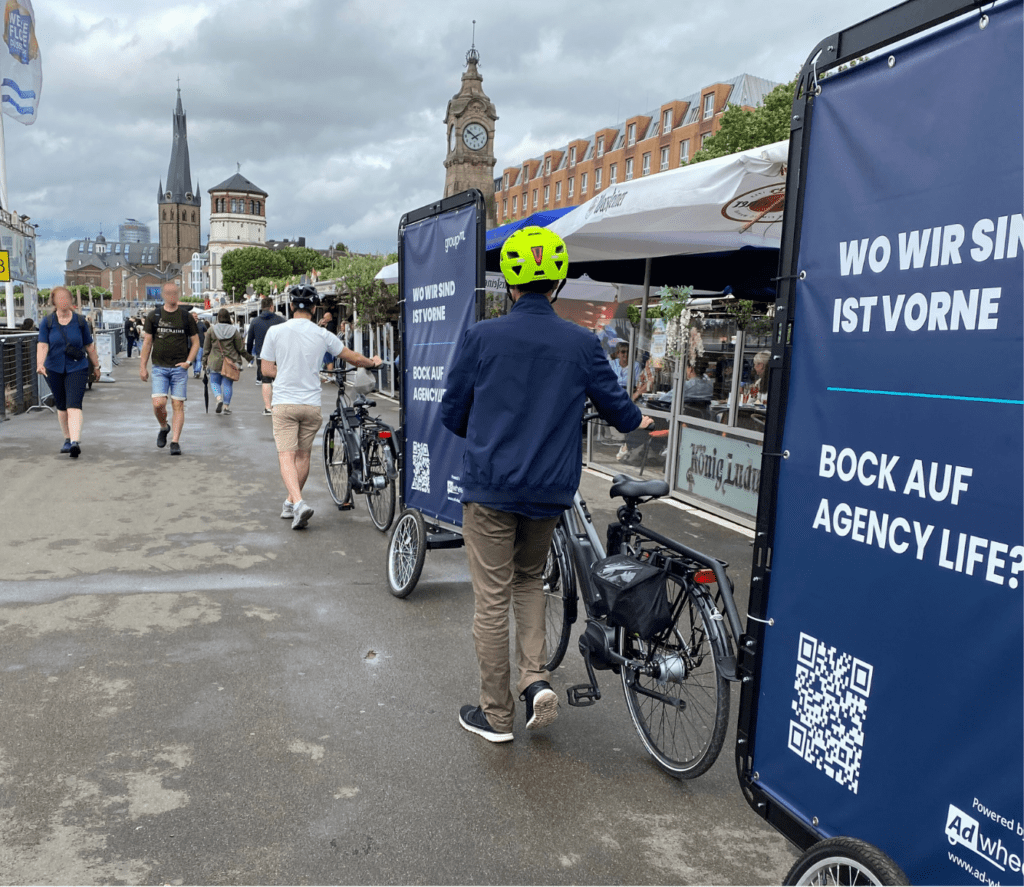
[322,420,352,507]
[618,576,729,779]
[363,437,396,532]
[542,526,576,672]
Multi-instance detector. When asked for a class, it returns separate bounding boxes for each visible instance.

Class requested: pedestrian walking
[123,316,139,358]
[260,285,381,530]
[139,283,200,456]
[246,296,285,415]
[202,308,252,415]
[193,312,210,378]
[440,226,652,743]
[35,286,102,459]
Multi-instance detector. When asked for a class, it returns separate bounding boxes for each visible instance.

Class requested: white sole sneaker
[291,503,314,530]
[526,687,559,730]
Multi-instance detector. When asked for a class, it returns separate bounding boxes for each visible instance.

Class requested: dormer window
[165,191,172,199]
[186,192,193,201]
[597,136,604,157]
[569,146,576,167]
[627,123,636,146]
[663,109,672,133]
[545,157,551,175]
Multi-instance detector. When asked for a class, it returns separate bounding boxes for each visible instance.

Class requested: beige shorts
[271,404,322,452]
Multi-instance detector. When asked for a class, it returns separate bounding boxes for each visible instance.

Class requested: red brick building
[494,74,778,223]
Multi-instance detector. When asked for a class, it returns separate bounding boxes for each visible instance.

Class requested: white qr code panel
[787,632,872,794]
[411,441,431,494]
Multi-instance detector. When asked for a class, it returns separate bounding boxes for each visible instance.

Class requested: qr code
[787,632,872,794]
[411,441,430,494]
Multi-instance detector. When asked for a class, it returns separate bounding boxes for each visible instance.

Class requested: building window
[504,172,509,189]
[192,211,196,222]
[627,123,636,146]
[555,181,561,201]
[703,93,714,119]
[545,157,551,175]
[596,136,604,157]
[523,164,529,181]
[642,153,651,176]
[569,146,576,167]
[680,140,690,164]
[663,109,672,133]
[609,163,617,185]
[503,198,508,216]
[595,167,602,190]
[625,158,634,181]
[533,189,538,208]
[543,185,549,206]
[162,210,166,220]
[701,131,710,147]
[581,172,588,195]
[660,146,670,171]
[568,176,574,198]
[512,195,518,213]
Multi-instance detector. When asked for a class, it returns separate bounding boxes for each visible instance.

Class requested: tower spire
[466,20,479,66]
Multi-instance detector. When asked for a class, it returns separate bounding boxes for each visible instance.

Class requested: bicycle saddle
[353,395,376,408]
[609,474,669,500]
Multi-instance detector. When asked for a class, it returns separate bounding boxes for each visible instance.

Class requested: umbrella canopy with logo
[549,140,787,262]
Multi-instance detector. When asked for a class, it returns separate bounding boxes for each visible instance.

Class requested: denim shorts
[151,365,188,401]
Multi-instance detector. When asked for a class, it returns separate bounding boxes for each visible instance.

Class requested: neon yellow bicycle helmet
[499,226,569,287]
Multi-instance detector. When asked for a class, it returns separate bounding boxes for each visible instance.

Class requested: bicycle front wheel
[322,420,352,507]
[542,526,576,671]
[363,437,396,532]
[618,577,729,779]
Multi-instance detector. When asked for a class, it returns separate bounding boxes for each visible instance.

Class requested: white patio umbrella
[549,140,787,262]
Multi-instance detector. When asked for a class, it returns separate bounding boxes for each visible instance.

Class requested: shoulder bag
[216,337,240,381]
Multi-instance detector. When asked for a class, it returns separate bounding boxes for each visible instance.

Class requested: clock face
[462,122,487,151]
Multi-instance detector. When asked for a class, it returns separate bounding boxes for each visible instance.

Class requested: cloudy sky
[12,0,897,287]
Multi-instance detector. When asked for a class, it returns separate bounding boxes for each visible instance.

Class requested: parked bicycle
[542,423,743,778]
[321,367,398,532]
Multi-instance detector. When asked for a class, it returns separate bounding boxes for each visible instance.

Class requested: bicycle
[542,435,743,779]
[321,367,398,532]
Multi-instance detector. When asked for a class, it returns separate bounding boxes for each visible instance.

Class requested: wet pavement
[0,356,797,885]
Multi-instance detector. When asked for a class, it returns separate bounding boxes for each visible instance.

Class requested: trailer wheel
[386,509,427,598]
[784,837,908,886]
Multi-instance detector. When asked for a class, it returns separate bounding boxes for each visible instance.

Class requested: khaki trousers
[462,502,560,734]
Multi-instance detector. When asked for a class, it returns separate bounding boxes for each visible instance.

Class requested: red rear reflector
[694,569,716,585]
[378,430,392,439]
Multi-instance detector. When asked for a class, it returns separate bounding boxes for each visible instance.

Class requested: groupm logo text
[444,230,466,253]
[946,804,1022,875]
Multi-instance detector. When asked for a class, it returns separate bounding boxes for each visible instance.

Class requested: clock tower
[443,33,498,227]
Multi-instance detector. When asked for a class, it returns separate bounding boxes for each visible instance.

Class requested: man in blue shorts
[139,283,200,456]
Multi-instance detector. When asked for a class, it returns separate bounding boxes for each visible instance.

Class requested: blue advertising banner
[399,200,481,527]
[750,4,1023,884]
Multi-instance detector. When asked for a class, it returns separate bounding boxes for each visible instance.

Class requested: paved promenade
[0,354,796,885]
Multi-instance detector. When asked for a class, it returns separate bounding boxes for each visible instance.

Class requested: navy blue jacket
[440,292,642,509]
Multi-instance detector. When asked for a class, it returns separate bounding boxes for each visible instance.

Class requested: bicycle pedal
[337,501,355,511]
[567,684,601,707]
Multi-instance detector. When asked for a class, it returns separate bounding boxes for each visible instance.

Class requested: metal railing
[0,332,40,419]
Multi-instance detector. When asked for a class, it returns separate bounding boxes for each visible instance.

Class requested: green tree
[221,248,291,300]
[689,79,795,164]
[277,245,331,276]
[326,252,398,326]
[333,242,348,253]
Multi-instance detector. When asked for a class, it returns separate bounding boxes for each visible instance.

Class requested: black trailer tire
[386,509,427,598]
[784,837,909,886]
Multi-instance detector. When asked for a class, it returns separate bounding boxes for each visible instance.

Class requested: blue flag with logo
[1,0,42,125]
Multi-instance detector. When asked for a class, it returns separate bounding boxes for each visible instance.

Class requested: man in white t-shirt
[260,285,382,529]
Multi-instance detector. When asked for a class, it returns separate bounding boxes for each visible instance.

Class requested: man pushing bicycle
[441,227,653,743]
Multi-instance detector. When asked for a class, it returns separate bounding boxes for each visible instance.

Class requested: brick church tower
[158,87,202,268]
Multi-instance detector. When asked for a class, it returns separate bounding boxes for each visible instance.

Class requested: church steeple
[158,84,202,267]
[160,83,200,208]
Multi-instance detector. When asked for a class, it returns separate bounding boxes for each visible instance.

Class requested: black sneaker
[169,442,181,456]
[69,441,81,459]
[157,425,170,448]
[458,705,513,743]
[521,681,559,730]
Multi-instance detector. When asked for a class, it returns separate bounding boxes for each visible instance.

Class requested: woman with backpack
[202,308,251,414]
[35,286,101,458]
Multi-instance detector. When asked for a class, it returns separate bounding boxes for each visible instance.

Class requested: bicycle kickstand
[567,647,602,707]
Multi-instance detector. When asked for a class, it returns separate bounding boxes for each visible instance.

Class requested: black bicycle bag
[591,555,672,640]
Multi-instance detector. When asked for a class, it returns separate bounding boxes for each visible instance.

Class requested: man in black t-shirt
[139,283,199,456]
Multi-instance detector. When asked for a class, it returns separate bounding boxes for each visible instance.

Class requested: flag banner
[1,0,42,125]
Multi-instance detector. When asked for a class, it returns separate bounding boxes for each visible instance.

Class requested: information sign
[398,192,484,527]
[742,4,1023,884]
